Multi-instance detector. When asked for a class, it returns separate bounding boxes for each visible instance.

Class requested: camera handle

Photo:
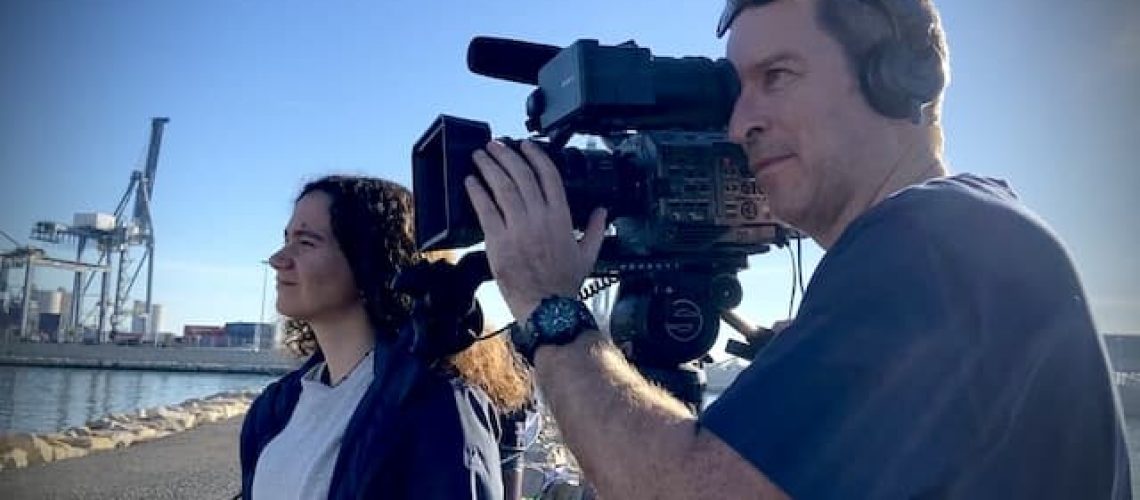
[720,309,776,361]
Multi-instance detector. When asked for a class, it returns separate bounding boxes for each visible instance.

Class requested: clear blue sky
[1,0,1137,353]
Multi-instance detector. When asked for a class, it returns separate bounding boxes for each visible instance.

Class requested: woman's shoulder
[398,368,502,437]
[366,338,504,442]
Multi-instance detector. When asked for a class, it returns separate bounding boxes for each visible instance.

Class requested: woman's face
[268,191,359,322]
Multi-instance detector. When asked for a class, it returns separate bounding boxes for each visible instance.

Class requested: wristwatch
[511,296,598,364]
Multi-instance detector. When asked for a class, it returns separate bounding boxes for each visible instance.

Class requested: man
[464,0,1131,498]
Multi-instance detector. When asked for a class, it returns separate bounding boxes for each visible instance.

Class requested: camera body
[414,116,782,259]
[412,37,788,383]
[413,38,786,258]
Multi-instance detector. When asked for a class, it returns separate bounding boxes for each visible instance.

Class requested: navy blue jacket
[239,336,503,499]
[703,175,1130,498]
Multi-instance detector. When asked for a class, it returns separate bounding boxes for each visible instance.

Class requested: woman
[240,175,531,499]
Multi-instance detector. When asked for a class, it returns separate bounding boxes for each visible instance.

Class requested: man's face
[727,0,891,235]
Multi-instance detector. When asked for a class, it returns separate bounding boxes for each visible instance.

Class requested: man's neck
[309,306,375,384]
[815,141,946,249]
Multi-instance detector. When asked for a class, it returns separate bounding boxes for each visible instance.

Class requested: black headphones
[858,0,945,123]
[717,0,946,123]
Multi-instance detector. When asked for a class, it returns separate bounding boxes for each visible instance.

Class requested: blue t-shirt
[702,175,1131,499]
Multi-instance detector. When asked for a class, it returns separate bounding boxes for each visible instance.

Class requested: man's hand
[464,140,608,322]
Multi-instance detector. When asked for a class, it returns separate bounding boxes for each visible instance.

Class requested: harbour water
[0,365,276,434]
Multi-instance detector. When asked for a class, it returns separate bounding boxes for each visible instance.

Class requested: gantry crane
[26,117,169,343]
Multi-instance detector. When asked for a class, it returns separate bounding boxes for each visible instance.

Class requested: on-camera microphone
[466,36,560,85]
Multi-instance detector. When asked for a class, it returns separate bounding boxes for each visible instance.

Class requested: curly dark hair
[280,175,531,410]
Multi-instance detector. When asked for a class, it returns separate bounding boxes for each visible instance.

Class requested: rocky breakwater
[0,385,599,499]
[0,390,258,471]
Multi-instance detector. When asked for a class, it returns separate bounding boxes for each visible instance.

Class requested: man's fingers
[472,149,526,225]
[521,140,569,210]
[579,207,608,266]
[464,176,505,236]
[486,140,545,212]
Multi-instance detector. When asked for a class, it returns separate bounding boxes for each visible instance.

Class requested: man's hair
[720,0,950,126]
[282,175,531,410]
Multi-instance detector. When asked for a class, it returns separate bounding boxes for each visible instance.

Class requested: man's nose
[728,92,769,145]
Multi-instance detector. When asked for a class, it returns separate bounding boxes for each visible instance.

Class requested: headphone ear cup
[861,40,945,123]
[900,48,946,108]
[859,42,918,120]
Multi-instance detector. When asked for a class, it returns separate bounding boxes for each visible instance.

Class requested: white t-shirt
[250,351,374,500]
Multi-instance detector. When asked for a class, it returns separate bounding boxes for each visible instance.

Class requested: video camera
[410,37,789,406]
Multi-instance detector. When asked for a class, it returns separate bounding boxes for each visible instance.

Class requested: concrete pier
[0,342,299,375]
[0,417,244,500]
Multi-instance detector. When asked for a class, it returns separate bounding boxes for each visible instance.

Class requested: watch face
[538,300,580,336]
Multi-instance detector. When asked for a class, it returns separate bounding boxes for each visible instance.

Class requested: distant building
[38,312,63,342]
[35,289,64,315]
[33,288,72,342]
[20,288,73,341]
[224,322,275,349]
[130,315,147,337]
[131,301,165,343]
[150,304,165,339]
[183,325,226,347]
